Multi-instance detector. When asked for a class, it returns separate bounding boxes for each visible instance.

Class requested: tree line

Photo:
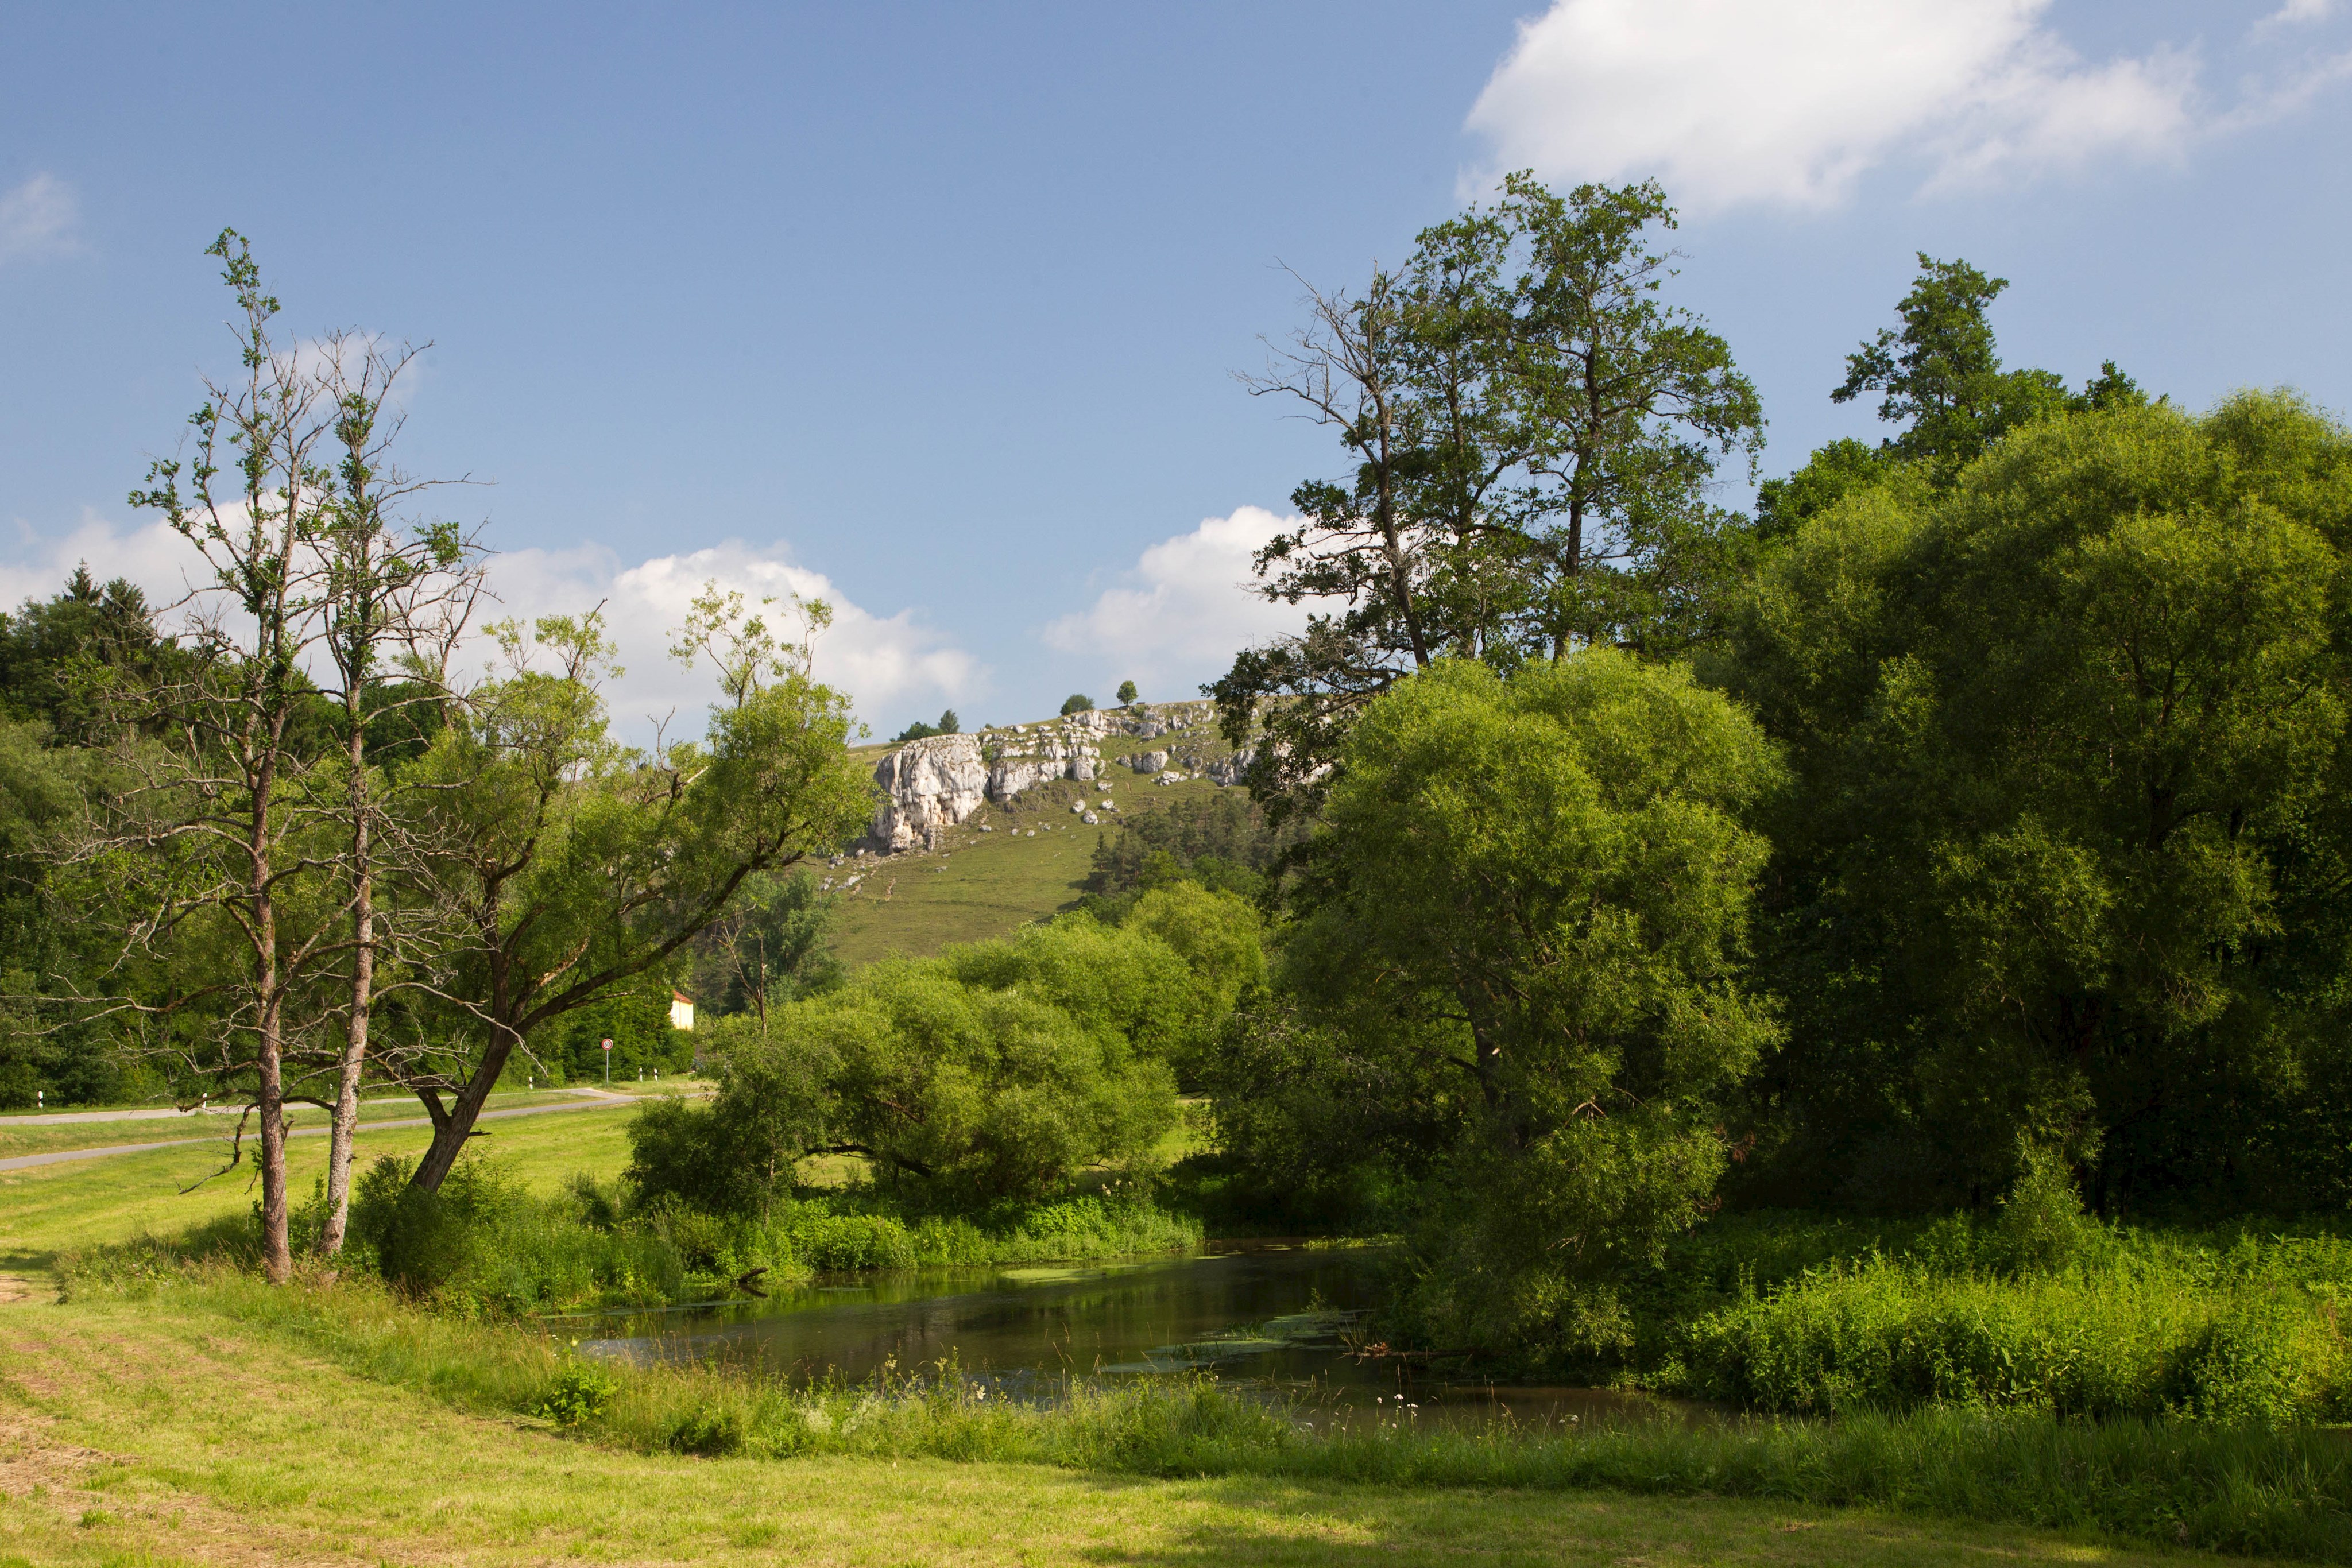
[1186,180,2352,1358]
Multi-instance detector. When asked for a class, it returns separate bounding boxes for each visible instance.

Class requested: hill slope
[827,704,1240,965]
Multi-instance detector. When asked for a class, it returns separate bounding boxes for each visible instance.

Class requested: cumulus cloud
[468,539,981,742]
[0,510,201,610]
[1464,0,2343,210]
[0,516,977,744]
[1041,507,1310,696]
[0,173,80,265]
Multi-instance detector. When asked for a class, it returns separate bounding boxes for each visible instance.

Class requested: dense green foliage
[683,866,844,1028]
[1620,1204,2352,1427]
[1717,391,2352,1215]
[1079,790,1300,917]
[633,888,1263,1211]
[1228,653,1782,1358]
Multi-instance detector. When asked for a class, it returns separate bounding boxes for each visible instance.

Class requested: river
[559,1245,1686,1430]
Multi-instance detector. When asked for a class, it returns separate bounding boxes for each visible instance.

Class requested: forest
[16,185,2352,1561]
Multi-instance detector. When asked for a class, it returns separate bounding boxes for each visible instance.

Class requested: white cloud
[479,538,980,742]
[2258,0,2334,34]
[0,173,80,265]
[1462,0,2337,210]
[0,516,978,744]
[1041,507,1310,699]
[0,509,202,610]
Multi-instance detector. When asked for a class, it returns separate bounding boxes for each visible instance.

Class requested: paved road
[2,1095,432,1126]
[0,1089,641,1174]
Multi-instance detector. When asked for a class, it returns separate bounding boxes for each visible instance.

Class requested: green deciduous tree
[389,597,871,1192]
[1717,392,2352,1213]
[1829,254,2148,486]
[1273,651,1782,1359]
[656,895,1262,1210]
[1214,176,1762,816]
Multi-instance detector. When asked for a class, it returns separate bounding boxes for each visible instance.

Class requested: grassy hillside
[829,704,1244,966]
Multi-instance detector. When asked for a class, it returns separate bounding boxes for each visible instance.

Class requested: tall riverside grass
[80,1270,2352,1565]
[55,1157,1203,1317]
[1679,1256,2350,1423]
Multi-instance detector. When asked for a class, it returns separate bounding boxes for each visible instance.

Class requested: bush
[349,1153,701,1314]
[534,1358,620,1425]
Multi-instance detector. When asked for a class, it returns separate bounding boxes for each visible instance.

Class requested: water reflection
[555,1248,1691,1430]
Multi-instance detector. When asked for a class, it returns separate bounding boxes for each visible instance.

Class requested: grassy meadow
[0,1086,627,1162]
[1,1277,2295,1568]
[0,1091,670,1273]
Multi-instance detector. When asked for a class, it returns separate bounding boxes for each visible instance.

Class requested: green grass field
[0,1086,625,1160]
[0,1092,680,1272]
[0,1290,2212,1567]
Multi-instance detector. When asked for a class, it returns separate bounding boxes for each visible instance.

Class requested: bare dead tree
[91,229,347,1281]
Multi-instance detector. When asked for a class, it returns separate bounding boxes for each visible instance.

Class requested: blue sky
[3,1,2348,737]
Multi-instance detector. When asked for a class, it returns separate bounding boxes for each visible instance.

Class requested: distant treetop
[890,707,961,744]
[1060,693,1094,716]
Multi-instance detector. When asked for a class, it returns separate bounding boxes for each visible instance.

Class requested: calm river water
[560,1246,1684,1430]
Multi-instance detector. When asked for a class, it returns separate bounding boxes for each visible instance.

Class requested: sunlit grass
[0,1277,2258,1567]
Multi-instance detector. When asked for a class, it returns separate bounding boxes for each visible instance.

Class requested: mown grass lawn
[0,1291,2215,1568]
[0,1098,662,1272]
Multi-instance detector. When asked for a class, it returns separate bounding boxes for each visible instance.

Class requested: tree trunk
[249,753,293,1283]
[254,979,292,1282]
[319,740,373,1255]
[410,1023,519,1192]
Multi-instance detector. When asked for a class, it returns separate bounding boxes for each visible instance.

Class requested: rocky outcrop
[987,734,1097,799]
[869,733,988,852]
[863,700,1251,857]
[1206,748,1255,787]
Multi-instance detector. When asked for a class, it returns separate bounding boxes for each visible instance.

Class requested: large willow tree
[1719,392,2352,1214]
[1273,651,1784,1361]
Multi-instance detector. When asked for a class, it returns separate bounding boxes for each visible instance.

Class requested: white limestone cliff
[868,733,988,853]
[863,701,1252,855]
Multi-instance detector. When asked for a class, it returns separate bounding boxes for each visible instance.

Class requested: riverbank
[1,1273,2299,1567]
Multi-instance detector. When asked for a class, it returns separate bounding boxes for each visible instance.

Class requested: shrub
[534,1358,620,1425]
